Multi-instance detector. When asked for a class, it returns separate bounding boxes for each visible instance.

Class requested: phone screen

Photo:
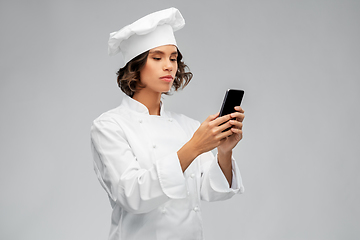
[219,89,244,117]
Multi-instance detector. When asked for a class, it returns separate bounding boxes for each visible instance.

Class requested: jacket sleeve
[199,151,245,202]
[90,119,187,214]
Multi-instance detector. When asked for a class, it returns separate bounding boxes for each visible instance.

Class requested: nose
[163,59,173,72]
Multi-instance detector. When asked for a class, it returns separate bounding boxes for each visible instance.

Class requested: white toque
[108,7,185,67]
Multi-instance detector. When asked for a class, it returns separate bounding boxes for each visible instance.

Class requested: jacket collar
[121,95,166,116]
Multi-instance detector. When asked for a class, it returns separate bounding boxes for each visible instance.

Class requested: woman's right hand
[177,112,233,172]
[189,112,234,156]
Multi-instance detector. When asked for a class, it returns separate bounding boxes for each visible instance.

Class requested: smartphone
[219,89,244,132]
[219,89,244,117]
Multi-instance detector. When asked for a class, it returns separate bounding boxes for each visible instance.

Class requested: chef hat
[108,7,185,67]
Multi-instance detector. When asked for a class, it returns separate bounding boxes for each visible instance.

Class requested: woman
[91,7,245,240]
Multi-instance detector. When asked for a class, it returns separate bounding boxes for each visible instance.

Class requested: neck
[132,90,162,115]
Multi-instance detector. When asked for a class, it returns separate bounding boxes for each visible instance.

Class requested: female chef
[90,7,245,240]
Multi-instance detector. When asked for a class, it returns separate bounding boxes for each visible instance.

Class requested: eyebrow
[149,50,178,55]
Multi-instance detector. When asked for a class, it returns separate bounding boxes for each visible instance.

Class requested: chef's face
[139,45,178,94]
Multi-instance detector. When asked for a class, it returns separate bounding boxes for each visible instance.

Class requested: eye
[153,57,161,61]
[170,58,177,62]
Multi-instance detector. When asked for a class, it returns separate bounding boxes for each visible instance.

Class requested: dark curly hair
[116,50,193,97]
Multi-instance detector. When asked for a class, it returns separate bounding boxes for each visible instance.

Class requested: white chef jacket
[90,95,244,240]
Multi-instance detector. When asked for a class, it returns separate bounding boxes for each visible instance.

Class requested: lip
[160,75,174,82]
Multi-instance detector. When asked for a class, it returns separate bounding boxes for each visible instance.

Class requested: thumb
[208,112,220,121]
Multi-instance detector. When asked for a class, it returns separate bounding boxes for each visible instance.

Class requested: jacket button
[161,208,166,214]
[193,206,199,212]
[139,119,143,123]
[190,173,195,178]
[152,144,156,149]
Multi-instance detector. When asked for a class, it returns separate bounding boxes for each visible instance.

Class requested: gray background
[1,0,359,239]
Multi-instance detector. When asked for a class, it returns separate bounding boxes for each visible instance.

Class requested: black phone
[219,89,244,132]
[219,89,244,117]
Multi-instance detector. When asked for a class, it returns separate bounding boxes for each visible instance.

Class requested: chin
[161,87,172,93]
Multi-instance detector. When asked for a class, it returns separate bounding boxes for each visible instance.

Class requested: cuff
[209,155,245,194]
[156,152,187,199]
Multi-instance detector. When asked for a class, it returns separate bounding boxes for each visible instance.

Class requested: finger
[213,114,233,126]
[217,120,233,132]
[230,112,245,122]
[234,106,244,113]
[206,112,220,122]
[229,120,243,129]
[231,128,243,135]
[231,128,243,141]
[218,128,233,139]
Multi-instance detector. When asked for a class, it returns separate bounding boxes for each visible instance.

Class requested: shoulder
[93,106,121,124]
[91,104,130,132]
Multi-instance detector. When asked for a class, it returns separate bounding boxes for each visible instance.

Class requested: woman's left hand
[217,106,245,155]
